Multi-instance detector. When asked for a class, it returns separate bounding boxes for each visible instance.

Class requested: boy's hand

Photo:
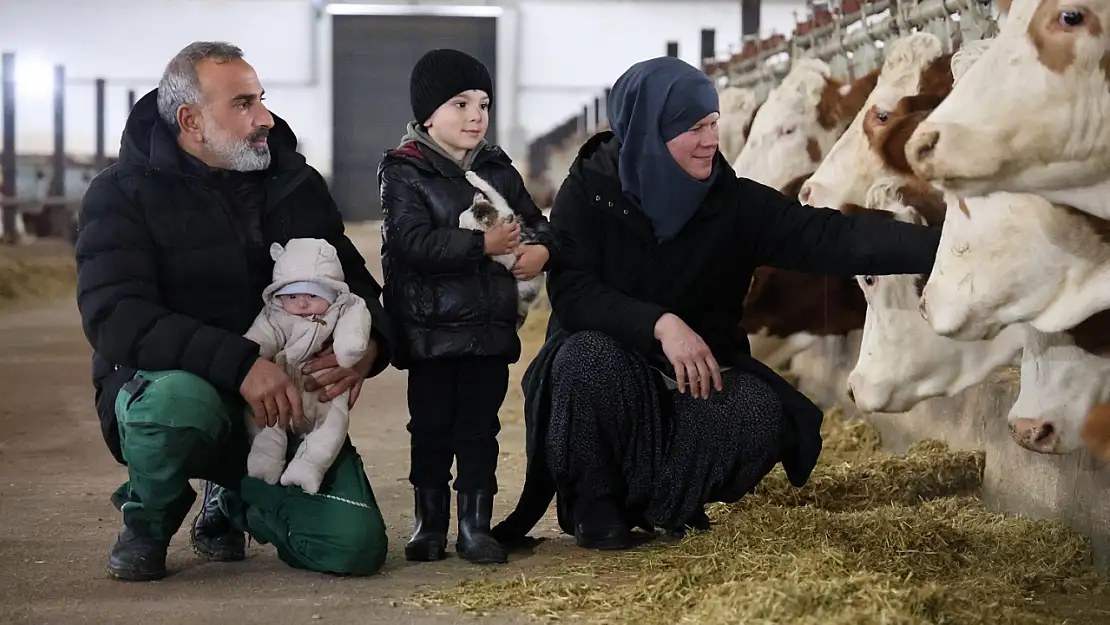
[512,244,549,280]
[484,221,520,256]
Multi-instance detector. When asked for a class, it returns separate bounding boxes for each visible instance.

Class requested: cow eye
[863,275,876,286]
[876,110,890,123]
[1059,9,1085,26]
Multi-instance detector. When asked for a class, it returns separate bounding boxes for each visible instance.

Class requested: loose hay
[0,258,77,307]
[414,410,1109,624]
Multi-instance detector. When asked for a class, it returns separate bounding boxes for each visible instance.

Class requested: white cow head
[906,0,1110,215]
[1009,317,1110,454]
[716,86,760,164]
[800,32,952,210]
[845,179,1025,413]
[731,58,876,192]
[921,191,1110,340]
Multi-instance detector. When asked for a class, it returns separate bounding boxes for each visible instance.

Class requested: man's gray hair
[157,41,245,132]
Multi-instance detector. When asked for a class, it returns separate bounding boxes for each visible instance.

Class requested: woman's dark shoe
[404,487,450,562]
[666,508,712,539]
[456,490,508,564]
[574,497,634,550]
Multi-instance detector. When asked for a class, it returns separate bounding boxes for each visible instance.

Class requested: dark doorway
[332,14,498,221]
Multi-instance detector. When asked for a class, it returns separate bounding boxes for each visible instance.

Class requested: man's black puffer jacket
[75,89,394,464]
[378,141,553,369]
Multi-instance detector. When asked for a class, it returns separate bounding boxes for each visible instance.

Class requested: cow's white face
[731,59,845,192]
[907,0,1110,201]
[845,183,1025,413]
[1009,327,1110,454]
[922,191,1110,339]
[717,86,759,164]
[801,32,948,210]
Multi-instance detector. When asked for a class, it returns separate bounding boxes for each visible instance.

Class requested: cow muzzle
[1009,418,1062,454]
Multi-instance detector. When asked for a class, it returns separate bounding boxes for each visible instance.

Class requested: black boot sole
[404,536,448,562]
[456,542,508,564]
[107,564,167,582]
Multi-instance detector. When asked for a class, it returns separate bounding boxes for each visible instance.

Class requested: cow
[1008,310,1110,455]
[798,32,955,210]
[743,173,869,369]
[920,191,1110,339]
[905,0,1110,220]
[731,58,878,192]
[717,86,760,164]
[844,179,1025,413]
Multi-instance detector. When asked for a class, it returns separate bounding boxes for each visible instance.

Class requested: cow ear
[321,242,338,260]
[270,242,285,261]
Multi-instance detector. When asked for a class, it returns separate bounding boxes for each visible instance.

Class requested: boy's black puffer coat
[378,141,554,368]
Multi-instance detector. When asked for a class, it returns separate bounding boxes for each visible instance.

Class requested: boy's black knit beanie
[410,49,494,125]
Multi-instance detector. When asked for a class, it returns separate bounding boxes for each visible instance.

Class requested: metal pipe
[728,0,966,87]
[95,78,106,170]
[51,65,65,203]
[128,89,136,111]
[1,52,16,241]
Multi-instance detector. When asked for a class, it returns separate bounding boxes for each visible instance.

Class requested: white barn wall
[0,0,806,176]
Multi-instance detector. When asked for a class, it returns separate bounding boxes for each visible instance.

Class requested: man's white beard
[203,120,271,172]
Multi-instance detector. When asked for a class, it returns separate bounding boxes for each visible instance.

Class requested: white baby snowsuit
[243,238,372,494]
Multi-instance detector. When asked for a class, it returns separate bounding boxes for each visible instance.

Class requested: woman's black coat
[492,131,940,543]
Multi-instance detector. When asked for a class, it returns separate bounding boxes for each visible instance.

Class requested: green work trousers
[110,369,388,576]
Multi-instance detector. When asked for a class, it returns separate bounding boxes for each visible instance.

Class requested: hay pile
[414,410,1108,624]
[0,257,77,308]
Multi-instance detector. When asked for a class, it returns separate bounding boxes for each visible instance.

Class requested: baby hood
[262,238,351,305]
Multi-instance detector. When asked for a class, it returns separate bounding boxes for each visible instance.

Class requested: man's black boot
[107,523,169,582]
[456,490,508,564]
[404,487,450,562]
[189,480,246,562]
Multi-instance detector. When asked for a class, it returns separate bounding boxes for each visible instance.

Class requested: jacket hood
[262,238,351,305]
[379,127,510,179]
[120,88,303,173]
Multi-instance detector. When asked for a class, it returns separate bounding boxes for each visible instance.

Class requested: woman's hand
[653,313,723,400]
[512,244,549,280]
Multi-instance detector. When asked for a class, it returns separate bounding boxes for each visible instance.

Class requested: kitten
[459,170,545,329]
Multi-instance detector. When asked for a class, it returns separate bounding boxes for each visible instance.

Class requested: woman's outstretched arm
[738,176,940,276]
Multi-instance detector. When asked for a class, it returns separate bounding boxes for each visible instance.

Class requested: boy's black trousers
[405,356,509,493]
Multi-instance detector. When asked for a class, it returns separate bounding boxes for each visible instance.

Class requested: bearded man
[75,41,394,582]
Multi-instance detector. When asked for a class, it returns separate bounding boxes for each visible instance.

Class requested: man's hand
[654,313,723,400]
[512,244,549,280]
[240,358,305,429]
[302,338,379,408]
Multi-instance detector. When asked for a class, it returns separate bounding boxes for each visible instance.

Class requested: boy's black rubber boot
[405,486,450,562]
[456,490,508,564]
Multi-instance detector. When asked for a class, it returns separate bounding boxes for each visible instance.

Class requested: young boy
[377,49,554,564]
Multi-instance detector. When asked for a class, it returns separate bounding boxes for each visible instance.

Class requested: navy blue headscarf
[607,57,721,243]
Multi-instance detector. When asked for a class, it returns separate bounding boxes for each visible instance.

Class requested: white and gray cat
[458,170,545,329]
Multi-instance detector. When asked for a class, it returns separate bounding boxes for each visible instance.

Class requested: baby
[243,237,372,494]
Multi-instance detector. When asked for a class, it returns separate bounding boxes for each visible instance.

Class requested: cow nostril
[1034,422,1056,445]
[846,385,855,403]
[799,184,812,205]
[913,130,940,163]
[918,295,929,321]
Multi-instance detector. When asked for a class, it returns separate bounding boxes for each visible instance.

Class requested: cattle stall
[526,0,1110,576]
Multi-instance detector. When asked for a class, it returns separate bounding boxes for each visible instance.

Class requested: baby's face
[278,293,330,316]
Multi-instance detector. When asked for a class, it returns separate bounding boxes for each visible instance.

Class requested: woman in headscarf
[491,57,939,550]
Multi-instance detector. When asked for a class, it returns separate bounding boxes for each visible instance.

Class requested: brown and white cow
[731,58,878,192]
[906,0,1110,219]
[1008,310,1110,455]
[799,32,955,210]
[743,173,870,368]
[843,179,1025,413]
[717,86,760,164]
[920,190,1110,339]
